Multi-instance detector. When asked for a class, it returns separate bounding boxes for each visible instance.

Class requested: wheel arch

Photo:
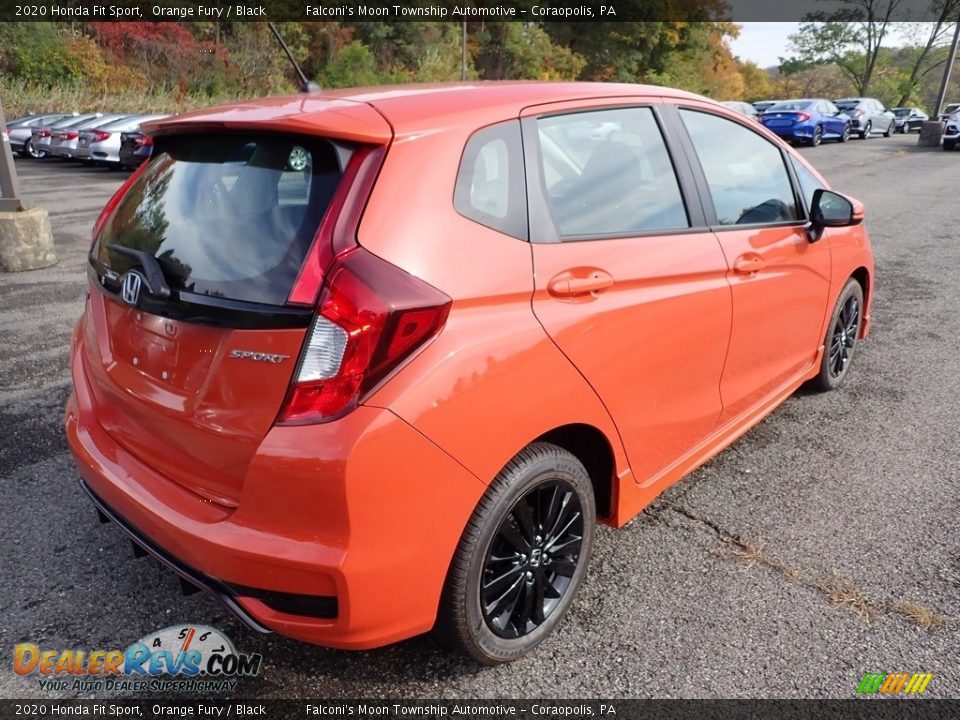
[534,423,617,524]
[850,266,872,338]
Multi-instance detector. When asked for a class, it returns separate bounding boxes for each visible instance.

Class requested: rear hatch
[84,116,388,506]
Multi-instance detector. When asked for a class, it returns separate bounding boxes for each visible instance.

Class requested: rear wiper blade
[105,244,172,299]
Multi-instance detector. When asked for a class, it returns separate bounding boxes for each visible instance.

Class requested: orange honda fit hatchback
[66,82,874,663]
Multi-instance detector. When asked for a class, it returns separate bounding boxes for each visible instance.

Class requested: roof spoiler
[268,22,321,94]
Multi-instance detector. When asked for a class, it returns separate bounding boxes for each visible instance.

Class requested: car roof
[147,82,713,142]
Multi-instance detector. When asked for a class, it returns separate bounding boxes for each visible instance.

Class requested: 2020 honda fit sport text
[66,82,874,664]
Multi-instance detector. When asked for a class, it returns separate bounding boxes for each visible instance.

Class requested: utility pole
[934,18,960,118]
[0,98,23,212]
[461,21,467,81]
[0,97,56,272]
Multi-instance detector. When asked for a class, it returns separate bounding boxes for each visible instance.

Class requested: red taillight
[135,135,153,147]
[278,248,451,425]
[796,113,811,122]
[91,161,150,245]
[92,130,110,142]
[64,131,79,140]
[40,130,51,138]
[287,146,384,306]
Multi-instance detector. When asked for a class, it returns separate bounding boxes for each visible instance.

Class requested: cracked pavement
[1,134,957,699]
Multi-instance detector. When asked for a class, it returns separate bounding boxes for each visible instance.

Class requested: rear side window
[454,120,527,240]
[94,135,344,306]
[679,109,799,226]
[535,107,689,238]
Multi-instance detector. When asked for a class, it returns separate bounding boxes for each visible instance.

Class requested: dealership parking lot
[1,133,958,698]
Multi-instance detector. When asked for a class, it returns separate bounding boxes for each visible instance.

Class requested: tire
[22,138,43,159]
[838,124,851,143]
[436,442,596,664]
[810,125,823,147]
[859,121,872,139]
[883,121,892,137]
[944,140,956,151]
[810,278,864,392]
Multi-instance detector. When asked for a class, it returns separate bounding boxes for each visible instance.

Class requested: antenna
[268,22,321,94]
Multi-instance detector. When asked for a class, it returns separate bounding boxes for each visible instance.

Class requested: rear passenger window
[679,109,800,226]
[454,121,527,240]
[536,107,689,238]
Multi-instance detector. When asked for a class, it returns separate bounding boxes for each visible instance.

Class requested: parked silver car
[49,114,128,159]
[834,97,896,138]
[7,113,77,157]
[75,114,169,166]
[32,114,104,158]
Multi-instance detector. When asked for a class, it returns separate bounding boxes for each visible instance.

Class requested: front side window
[791,157,825,212]
[94,134,343,306]
[679,109,800,226]
[535,107,689,238]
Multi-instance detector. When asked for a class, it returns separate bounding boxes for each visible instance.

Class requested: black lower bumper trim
[79,479,272,635]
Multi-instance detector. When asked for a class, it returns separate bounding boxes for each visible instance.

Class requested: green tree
[784,0,904,96]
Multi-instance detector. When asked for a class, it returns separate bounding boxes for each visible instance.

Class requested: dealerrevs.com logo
[856,672,934,695]
[14,625,262,693]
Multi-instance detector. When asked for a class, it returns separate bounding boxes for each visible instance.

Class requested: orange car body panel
[66,82,875,649]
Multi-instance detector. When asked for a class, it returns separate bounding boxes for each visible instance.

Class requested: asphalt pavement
[1,133,957,699]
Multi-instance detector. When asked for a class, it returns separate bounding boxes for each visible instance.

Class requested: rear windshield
[835,101,859,111]
[94,134,345,306]
[768,102,811,112]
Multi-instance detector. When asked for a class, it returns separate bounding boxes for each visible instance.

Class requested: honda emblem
[121,270,144,306]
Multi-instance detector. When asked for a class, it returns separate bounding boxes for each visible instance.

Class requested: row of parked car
[5,111,166,168]
[722,97,954,148]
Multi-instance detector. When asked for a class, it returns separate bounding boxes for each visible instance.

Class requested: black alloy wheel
[481,479,584,639]
[436,442,595,664]
[811,278,864,391]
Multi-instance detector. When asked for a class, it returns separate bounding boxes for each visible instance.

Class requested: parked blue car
[759,99,852,146]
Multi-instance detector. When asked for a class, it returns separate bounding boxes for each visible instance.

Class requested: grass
[813,571,878,622]
[893,600,947,630]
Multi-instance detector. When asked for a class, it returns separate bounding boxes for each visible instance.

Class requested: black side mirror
[808,189,856,242]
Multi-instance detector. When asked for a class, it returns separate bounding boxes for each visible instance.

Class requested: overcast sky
[730,22,935,69]
[729,22,800,68]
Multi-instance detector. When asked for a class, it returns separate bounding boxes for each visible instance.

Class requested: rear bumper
[66,338,485,650]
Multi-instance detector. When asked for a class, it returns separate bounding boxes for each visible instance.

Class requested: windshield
[892,109,910,117]
[93,134,347,306]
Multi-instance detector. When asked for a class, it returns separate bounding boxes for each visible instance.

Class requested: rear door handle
[548,269,615,298]
[733,255,766,275]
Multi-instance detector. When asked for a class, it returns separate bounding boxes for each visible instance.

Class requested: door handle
[733,255,766,275]
[548,269,615,298]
